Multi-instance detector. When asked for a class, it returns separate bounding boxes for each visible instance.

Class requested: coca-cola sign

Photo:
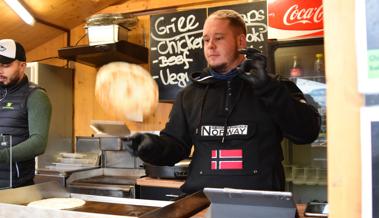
[268,0,324,39]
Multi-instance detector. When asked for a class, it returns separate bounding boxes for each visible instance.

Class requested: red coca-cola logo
[268,0,323,31]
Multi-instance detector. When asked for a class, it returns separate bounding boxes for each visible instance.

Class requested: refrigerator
[25,62,74,169]
[269,38,327,203]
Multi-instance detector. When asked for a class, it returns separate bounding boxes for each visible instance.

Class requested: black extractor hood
[58,41,148,68]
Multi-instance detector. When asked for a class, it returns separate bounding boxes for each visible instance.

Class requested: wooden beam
[100,0,250,15]
[324,0,363,217]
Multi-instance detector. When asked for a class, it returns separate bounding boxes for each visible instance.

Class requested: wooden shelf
[58,41,148,68]
[136,177,184,189]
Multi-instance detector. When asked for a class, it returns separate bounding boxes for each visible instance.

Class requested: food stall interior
[66,135,145,198]
[0,181,210,218]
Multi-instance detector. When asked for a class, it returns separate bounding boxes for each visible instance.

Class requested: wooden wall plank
[25,33,67,64]
[101,0,233,14]
[323,0,363,217]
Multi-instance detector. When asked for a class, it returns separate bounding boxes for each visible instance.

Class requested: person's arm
[0,89,52,163]
[254,79,321,144]
[129,90,192,166]
[238,54,320,144]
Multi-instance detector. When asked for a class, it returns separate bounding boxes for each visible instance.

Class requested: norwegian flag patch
[211,149,243,170]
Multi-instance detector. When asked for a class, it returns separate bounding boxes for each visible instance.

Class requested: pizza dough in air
[27,198,86,210]
[95,62,158,121]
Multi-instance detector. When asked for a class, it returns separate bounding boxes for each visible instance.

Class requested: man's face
[203,17,246,73]
[0,60,26,86]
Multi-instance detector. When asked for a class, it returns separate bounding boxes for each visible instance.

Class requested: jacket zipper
[15,162,20,178]
[225,80,232,112]
[222,81,233,144]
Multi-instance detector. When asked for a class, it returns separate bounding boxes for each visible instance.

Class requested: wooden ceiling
[0,0,127,51]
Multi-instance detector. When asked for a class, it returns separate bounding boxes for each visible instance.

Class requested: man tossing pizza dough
[27,198,86,210]
[95,62,159,121]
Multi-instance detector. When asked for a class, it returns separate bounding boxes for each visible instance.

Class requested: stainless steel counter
[0,182,172,218]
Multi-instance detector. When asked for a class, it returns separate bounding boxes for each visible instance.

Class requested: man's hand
[125,133,143,156]
[125,133,157,161]
[238,50,270,89]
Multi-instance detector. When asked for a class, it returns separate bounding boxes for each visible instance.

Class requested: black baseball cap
[0,39,26,64]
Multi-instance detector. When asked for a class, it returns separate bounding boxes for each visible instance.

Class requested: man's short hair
[208,9,247,35]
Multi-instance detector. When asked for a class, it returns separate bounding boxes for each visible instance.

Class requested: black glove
[125,133,143,156]
[238,50,270,89]
[126,133,157,161]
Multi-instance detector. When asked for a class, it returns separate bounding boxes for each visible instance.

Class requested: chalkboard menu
[208,2,268,55]
[150,2,268,101]
[150,9,207,101]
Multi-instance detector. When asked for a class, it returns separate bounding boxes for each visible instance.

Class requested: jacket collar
[190,67,240,85]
